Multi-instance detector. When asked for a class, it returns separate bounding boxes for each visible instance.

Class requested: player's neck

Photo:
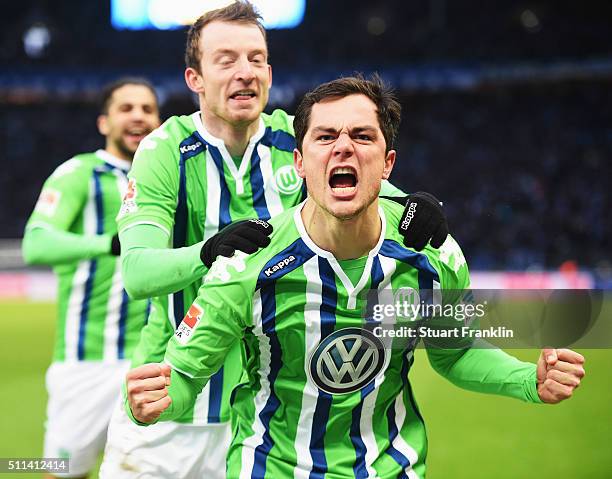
[199,110,260,157]
[301,199,381,260]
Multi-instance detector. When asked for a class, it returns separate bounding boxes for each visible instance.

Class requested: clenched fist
[536,348,585,404]
[126,363,173,423]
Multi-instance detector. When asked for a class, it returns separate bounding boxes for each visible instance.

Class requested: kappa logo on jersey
[309,327,386,394]
[179,141,203,155]
[118,178,138,218]
[274,165,302,195]
[175,303,203,345]
[264,255,296,277]
[34,188,61,217]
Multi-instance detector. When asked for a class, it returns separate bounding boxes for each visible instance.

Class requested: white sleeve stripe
[164,358,202,379]
[119,221,171,237]
[25,221,56,231]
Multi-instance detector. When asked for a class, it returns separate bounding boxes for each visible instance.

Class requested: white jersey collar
[95,149,131,173]
[293,200,387,309]
[190,111,266,195]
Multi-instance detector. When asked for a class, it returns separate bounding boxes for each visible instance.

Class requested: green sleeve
[425,237,542,403]
[116,128,180,236]
[23,157,112,265]
[156,369,207,423]
[123,369,205,425]
[161,254,253,418]
[22,227,112,265]
[426,344,542,403]
[119,224,207,300]
[380,179,407,197]
[25,157,89,232]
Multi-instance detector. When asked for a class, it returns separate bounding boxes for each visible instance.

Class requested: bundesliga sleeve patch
[34,188,62,217]
[174,303,203,345]
[118,178,138,218]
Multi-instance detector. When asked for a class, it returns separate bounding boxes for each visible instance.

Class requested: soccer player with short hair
[127,75,585,478]
[22,77,160,478]
[101,2,448,477]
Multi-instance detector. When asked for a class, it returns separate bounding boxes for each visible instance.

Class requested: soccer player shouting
[22,78,160,479]
[127,75,585,478]
[102,2,448,477]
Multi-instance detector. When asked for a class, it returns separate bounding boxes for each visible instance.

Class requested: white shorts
[99,399,231,479]
[44,360,130,478]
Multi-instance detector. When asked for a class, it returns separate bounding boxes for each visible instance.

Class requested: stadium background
[0,1,610,477]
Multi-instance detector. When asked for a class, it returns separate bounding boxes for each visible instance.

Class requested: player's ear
[185,67,205,94]
[267,64,273,88]
[97,115,109,136]
[382,149,396,180]
[294,148,305,179]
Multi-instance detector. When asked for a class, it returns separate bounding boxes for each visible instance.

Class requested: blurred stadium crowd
[1,0,610,273]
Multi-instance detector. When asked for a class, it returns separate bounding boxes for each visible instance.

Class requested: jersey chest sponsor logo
[264,255,296,277]
[309,327,386,394]
[273,165,302,195]
[174,303,203,345]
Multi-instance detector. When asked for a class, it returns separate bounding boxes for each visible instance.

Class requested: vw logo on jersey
[273,165,302,195]
[309,327,386,395]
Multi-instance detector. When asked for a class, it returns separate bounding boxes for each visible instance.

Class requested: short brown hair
[185,1,267,72]
[293,74,402,153]
[99,77,158,115]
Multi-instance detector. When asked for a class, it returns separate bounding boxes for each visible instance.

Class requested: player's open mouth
[125,128,149,142]
[229,89,257,101]
[329,166,358,195]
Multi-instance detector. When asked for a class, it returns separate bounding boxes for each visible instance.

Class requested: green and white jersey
[165,199,469,478]
[117,109,305,424]
[25,150,149,362]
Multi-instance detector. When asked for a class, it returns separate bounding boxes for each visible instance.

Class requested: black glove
[200,219,273,268]
[383,192,449,251]
[111,234,121,256]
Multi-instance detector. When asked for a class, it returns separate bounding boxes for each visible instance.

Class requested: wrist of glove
[110,234,121,256]
[383,191,449,251]
[200,219,273,268]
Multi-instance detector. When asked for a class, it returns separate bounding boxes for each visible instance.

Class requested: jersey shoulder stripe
[261,109,295,134]
[256,238,315,289]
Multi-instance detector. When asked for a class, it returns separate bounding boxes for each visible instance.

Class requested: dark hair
[185,0,267,72]
[99,77,158,115]
[293,73,401,153]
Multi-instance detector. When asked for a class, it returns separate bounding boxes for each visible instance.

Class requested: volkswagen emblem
[308,327,386,395]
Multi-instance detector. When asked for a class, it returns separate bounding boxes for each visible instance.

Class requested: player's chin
[228,102,264,120]
[326,198,367,221]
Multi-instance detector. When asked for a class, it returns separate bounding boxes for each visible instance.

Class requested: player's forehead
[198,20,268,58]
[307,94,381,133]
[108,84,157,108]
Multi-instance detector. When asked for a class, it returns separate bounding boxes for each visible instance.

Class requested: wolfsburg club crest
[273,165,302,194]
[309,327,386,394]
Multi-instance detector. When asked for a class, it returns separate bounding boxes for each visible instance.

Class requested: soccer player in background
[101,2,449,478]
[22,78,161,478]
[127,75,585,478]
